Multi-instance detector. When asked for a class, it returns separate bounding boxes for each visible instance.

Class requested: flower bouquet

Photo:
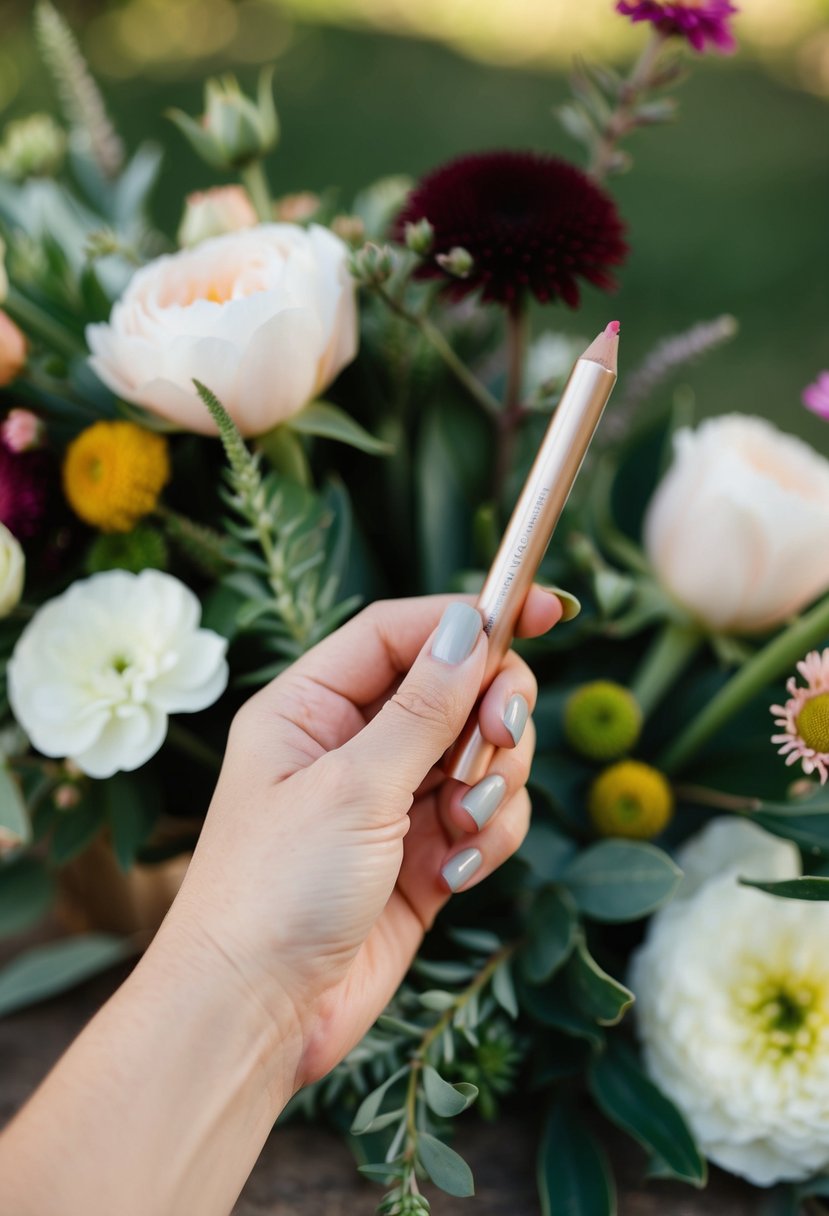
[3,1,829,1211]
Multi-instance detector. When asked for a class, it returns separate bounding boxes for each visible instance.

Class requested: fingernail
[431,602,482,665]
[503,693,529,745]
[543,585,582,622]
[460,775,506,830]
[441,847,483,892]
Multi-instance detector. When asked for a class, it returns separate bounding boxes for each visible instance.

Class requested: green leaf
[419,989,456,1011]
[422,1065,478,1117]
[518,980,605,1050]
[588,1039,706,1186]
[565,935,634,1027]
[740,876,829,901]
[286,401,393,456]
[50,791,105,865]
[753,810,829,854]
[416,408,471,593]
[521,885,577,985]
[350,1065,408,1134]
[448,926,502,954]
[517,821,578,882]
[492,960,519,1018]
[562,840,681,923]
[0,761,30,851]
[0,934,135,1018]
[537,1101,616,1216]
[0,857,55,938]
[416,1132,475,1197]
[105,774,158,871]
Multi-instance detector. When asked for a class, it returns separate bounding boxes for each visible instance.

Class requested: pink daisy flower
[803,371,829,421]
[616,1,738,54]
[771,650,829,785]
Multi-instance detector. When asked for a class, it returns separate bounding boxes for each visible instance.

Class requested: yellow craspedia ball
[63,420,170,533]
[588,760,673,840]
[564,680,642,762]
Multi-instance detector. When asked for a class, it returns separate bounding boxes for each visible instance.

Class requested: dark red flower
[0,439,49,539]
[616,1,738,53]
[394,151,628,309]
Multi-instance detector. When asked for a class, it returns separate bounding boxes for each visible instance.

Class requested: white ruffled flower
[86,223,358,437]
[631,818,829,1186]
[0,522,24,617]
[643,415,829,634]
[8,569,228,779]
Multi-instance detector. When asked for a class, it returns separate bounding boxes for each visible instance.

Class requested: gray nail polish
[461,775,506,830]
[503,694,529,745]
[442,847,483,892]
[431,602,482,665]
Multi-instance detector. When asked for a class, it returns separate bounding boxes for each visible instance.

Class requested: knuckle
[390,681,457,731]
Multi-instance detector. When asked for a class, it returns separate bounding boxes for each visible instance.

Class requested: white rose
[0,522,24,616]
[177,185,257,248]
[631,818,829,1186]
[86,223,358,437]
[643,415,829,634]
[8,569,228,778]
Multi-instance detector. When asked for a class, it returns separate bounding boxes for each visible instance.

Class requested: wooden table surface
[0,954,765,1215]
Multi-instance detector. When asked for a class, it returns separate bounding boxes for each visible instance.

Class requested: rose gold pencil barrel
[444,322,620,785]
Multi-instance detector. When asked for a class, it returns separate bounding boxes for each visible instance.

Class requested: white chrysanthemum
[7,569,228,779]
[630,818,829,1186]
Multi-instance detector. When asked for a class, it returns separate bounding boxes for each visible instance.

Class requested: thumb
[339,602,486,796]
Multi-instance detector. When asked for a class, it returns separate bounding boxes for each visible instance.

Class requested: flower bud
[330,214,366,247]
[1,409,44,453]
[274,191,320,223]
[435,245,473,279]
[0,312,26,388]
[404,217,434,256]
[178,185,257,248]
[54,783,82,811]
[348,242,396,287]
[168,68,278,171]
[0,521,24,617]
[0,113,66,181]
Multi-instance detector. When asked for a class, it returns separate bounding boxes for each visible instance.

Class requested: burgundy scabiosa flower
[394,151,628,309]
[616,1,738,54]
[0,438,49,539]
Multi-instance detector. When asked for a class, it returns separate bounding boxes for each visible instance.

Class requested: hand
[172,590,563,1086]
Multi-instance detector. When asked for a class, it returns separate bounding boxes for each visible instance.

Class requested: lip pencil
[444,320,621,785]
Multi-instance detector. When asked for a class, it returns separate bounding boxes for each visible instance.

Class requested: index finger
[288,587,563,708]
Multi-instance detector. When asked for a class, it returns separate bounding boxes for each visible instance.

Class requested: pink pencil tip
[605,320,621,336]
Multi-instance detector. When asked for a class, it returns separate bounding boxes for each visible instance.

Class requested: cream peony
[8,569,228,778]
[643,415,829,634]
[177,185,257,248]
[86,224,358,437]
[631,817,829,1185]
[0,522,24,616]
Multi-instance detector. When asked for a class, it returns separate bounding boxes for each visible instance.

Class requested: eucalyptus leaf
[350,1066,408,1134]
[518,980,605,1049]
[565,935,634,1027]
[105,774,158,871]
[521,885,577,985]
[753,810,829,854]
[562,840,681,922]
[588,1039,706,1186]
[537,1101,616,1216]
[492,960,519,1019]
[0,857,54,938]
[422,1065,478,1117]
[517,821,577,883]
[740,876,829,901]
[0,762,30,851]
[419,990,456,1012]
[0,934,135,1017]
[287,401,392,456]
[417,1132,475,1197]
[448,926,502,954]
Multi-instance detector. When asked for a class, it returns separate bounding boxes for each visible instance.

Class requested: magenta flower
[394,151,628,309]
[771,650,829,786]
[0,440,49,540]
[616,1,738,54]
[803,371,829,421]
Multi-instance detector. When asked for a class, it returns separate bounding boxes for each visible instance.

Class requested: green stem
[673,784,760,813]
[629,621,701,718]
[660,594,829,775]
[376,287,501,421]
[4,287,85,361]
[166,721,222,772]
[241,160,272,222]
[589,30,668,183]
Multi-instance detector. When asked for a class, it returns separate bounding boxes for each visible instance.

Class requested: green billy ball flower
[564,679,642,761]
[85,524,168,575]
[589,760,673,840]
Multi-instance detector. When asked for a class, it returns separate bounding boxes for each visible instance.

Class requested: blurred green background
[1,0,828,442]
